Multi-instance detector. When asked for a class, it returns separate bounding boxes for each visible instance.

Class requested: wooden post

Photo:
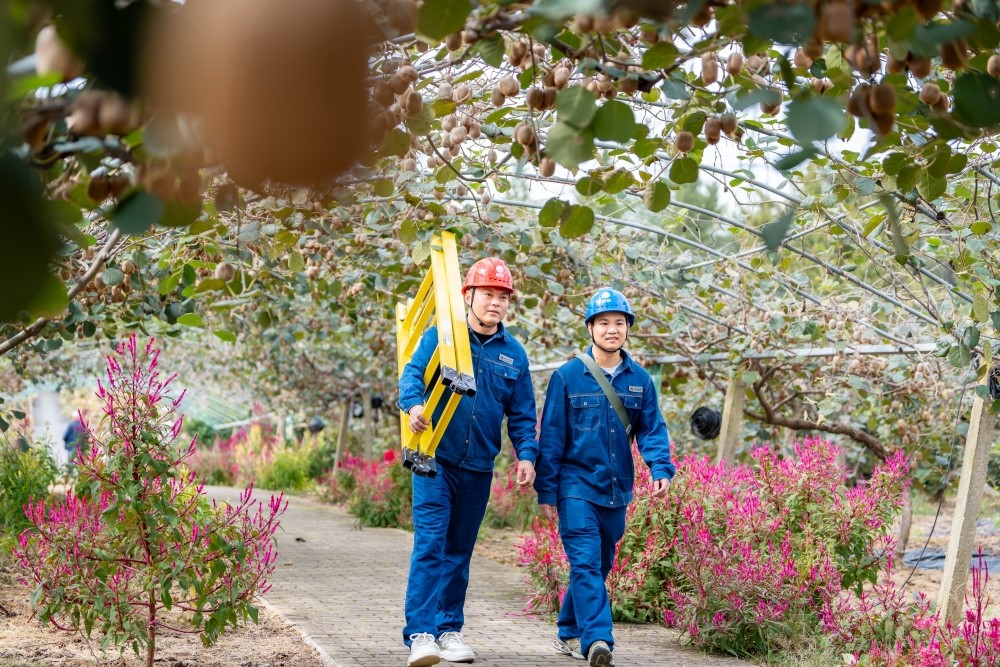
[716,376,745,465]
[333,400,351,469]
[361,389,374,458]
[937,387,996,623]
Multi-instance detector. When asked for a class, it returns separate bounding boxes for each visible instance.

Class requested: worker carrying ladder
[395,231,475,477]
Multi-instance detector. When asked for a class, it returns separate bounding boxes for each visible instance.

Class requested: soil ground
[0,553,325,667]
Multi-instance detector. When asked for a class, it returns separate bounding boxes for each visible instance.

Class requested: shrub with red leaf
[13,336,287,667]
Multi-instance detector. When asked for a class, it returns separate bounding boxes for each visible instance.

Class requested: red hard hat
[462,257,514,294]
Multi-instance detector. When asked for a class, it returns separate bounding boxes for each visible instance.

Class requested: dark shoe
[587,640,614,667]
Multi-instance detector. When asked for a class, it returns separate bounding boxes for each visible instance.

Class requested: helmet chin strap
[468,287,491,329]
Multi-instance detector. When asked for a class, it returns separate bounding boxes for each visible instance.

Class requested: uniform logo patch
[498,354,514,364]
[629,385,643,393]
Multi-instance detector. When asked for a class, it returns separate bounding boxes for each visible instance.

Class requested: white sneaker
[437,631,476,663]
[408,633,441,667]
[554,637,585,659]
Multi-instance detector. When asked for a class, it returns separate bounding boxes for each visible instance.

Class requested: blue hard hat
[585,288,635,326]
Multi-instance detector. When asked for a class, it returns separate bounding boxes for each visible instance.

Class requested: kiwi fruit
[918,82,941,106]
[726,53,743,76]
[704,117,722,145]
[675,131,694,153]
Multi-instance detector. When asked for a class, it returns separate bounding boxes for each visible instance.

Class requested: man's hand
[408,405,430,433]
[515,460,535,487]
[651,478,669,499]
[539,503,557,522]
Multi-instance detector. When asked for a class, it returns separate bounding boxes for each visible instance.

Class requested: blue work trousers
[402,461,492,645]
[557,497,627,655]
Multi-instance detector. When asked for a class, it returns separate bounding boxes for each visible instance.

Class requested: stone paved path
[207,488,749,667]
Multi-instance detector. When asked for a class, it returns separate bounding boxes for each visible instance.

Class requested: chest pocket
[570,395,601,432]
[622,394,642,427]
[489,363,518,403]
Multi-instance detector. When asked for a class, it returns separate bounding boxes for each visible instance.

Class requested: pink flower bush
[321,452,412,528]
[518,438,912,657]
[14,336,287,667]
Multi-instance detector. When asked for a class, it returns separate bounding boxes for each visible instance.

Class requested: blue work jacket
[397,322,538,472]
[534,347,675,508]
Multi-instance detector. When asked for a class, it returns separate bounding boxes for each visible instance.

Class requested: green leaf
[952,72,1000,128]
[642,42,680,70]
[102,268,126,287]
[158,272,181,296]
[476,35,505,67]
[774,146,818,171]
[559,205,595,239]
[602,170,633,194]
[530,0,603,20]
[643,180,671,212]
[917,171,947,203]
[747,3,815,45]
[591,101,635,143]
[556,87,598,129]
[964,326,981,348]
[974,294,990,323]
[288,252,305,272]
[177,313,204,328]
[404,105,435,135]
[948,343,972,368]
[971,221,992,235]
[28,274,69,319]
[883,153,908,176]
[213,329,237,343]
[575,176,603,196]
[762,210,797,251]
[539,198,567,227]
[417,0,472,40]
[112,191,164,236]
[669,157,699,184]
[546,122,595,169]
[660,73,690,101]
[373,179,394,197]
[786,97,846,144]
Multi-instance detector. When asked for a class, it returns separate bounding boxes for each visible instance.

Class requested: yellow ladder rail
[395,231,475,477]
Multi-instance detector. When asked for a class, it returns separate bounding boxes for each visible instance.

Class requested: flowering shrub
[255,444,312,492]
[517,438,910,658]
[516,515,568,614]
[187,435,237,485]
[14,336,287,667]
[322,450,413,528]
[822,555,1000,667]
[483,461,537,530]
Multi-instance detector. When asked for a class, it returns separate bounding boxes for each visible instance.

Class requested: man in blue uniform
[398,257,538,667]
[535,288,675,667]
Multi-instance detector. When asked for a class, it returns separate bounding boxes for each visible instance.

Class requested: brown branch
[748,378,888,461]
[0,228,123,356]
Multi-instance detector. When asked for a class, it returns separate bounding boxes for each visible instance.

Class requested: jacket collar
[468,320,507,342]
[582,346,634,376]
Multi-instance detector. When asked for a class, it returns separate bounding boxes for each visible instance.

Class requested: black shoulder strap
[575,354,632,437]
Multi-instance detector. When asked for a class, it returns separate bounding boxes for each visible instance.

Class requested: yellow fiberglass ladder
[395,231,475,477]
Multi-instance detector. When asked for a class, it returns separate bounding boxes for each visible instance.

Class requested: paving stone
[206,487,749,667]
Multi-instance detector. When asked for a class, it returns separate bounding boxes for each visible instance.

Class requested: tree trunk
[146,590,156,667]
[895,487,912,563]
[333,400,350,469]
[361,389,374,459]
